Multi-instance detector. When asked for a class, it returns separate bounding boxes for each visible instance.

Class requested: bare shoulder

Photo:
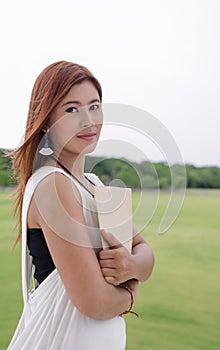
[28,171,82,229]
[37,170,82,202]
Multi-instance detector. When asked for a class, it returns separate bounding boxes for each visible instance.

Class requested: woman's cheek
[50,118,79,150]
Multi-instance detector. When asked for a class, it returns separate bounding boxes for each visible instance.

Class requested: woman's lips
[77,134,96,140]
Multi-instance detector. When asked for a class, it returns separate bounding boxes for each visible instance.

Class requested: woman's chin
[81,142,98,154]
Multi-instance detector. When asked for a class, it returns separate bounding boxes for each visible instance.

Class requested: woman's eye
[65,106,78,113]
[89,104,100,111]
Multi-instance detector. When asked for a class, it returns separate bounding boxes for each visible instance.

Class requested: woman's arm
[99,228,154,285]
[32,172,135,320]
[131,228,155,281]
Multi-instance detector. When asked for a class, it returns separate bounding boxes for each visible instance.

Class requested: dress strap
[84,173,104,186]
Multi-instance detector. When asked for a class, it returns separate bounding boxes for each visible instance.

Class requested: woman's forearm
[131,242,154,282]
[83,280,136,320]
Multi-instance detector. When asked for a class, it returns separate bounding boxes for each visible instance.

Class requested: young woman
[8,61,154,349]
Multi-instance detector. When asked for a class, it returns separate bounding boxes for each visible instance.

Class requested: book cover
[94,186,133,252]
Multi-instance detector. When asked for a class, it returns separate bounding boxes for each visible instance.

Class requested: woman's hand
[99,228,155,285]
[99,229,135,285]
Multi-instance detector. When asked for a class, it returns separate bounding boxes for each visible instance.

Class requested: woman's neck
[45,152,86,181]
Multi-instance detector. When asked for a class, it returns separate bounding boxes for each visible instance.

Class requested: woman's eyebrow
[62,99,100,107]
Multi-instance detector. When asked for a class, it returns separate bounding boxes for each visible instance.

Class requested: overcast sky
[1,0,219,166]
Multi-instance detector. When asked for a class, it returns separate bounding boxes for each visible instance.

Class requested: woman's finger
[101,267,116,278]
[99,259,115,269]
[100,229,123,249]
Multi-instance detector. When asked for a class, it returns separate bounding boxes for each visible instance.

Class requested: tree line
[0,149,220,189]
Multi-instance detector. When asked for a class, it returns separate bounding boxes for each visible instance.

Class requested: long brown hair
[11,60,102,243]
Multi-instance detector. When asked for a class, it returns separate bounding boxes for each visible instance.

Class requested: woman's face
[48,80,103,156]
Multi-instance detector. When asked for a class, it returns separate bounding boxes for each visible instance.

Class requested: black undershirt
[27,228,55,284]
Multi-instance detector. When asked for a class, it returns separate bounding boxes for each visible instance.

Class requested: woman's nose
[80,107,95,127]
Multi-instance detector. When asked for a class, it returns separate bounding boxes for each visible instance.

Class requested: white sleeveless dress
[7,166,126,350]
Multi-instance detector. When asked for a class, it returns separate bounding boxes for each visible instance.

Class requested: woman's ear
[42,123,49,133]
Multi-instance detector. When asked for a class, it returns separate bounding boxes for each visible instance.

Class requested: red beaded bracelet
[119,284,139,318]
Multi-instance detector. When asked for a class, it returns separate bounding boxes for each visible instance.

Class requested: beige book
[94,186,133,252]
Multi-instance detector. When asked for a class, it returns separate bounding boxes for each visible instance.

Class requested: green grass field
[0,189,220,350]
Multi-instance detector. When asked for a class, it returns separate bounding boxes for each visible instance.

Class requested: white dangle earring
[39,131,54,156]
